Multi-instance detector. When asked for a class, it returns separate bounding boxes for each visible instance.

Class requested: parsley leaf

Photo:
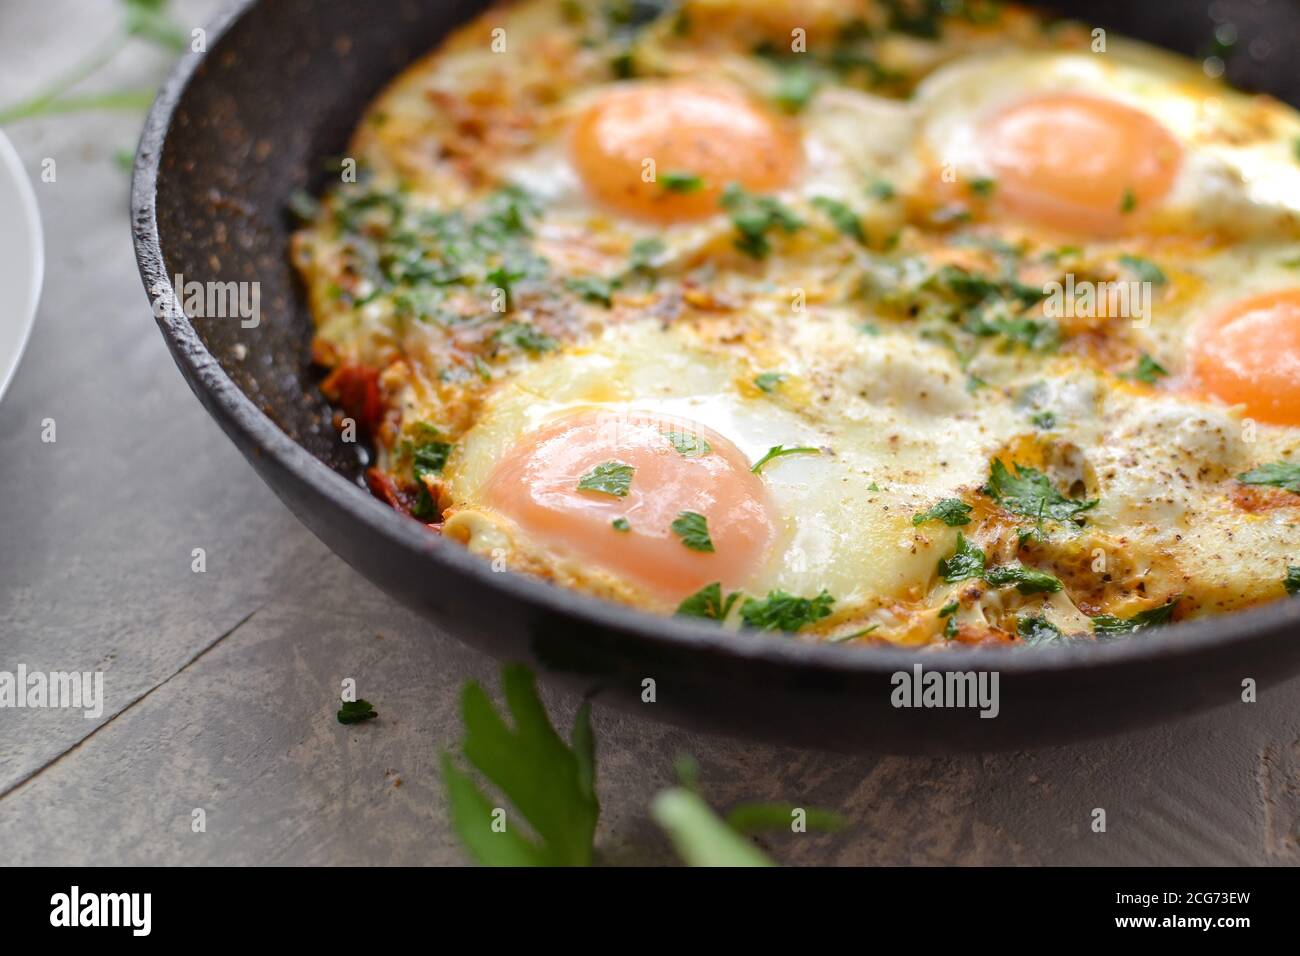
[651,788,774,867]
[983,459,1098,523]
[1030,410,1056,429]
[719,184,803,259]
[663,431,711,457]
[495,322,557,355]
[937,532,985,583]
[411,433,451,521]
[1118,254,1167,285]
[676,582,741,621]
[337,699,377,724]
[413,439,451,480]
[1017,616,1069,646]
[671,511,714,552]
[912,497,972,527]
[628,236,666,272]
[661,170,704,193]
[1120,187,1137,213]
[753,372,786,393]
[440,664,597,866]
[810,196,866,243]
[577,461,635,497]
[739,590,835,632]
[1122,353,1168,385]
[611,517,630,532]
[773,64,821,112]
[1091,599,1178,637]
[566,275,619,307]
[1238,461,1300,493]
[968,177,997,197]
[1286,566,1300,596]
[984,563,1063,595]
[867,179,896,201]
[751,444,819,474]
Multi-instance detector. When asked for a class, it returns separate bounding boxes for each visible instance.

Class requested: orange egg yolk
[979,93,1183,237]
[1191,288,1300,425]
[483,411,777,603]
[570,82,801,223]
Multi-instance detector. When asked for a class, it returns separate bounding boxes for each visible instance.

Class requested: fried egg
[912,45,1300,239]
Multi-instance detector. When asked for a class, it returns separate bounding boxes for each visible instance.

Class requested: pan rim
[130,0,1300,679]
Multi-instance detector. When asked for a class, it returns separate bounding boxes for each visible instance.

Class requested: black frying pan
[131,0,1300,751]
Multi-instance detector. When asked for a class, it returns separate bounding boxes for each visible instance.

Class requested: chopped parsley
[984,563,1063,595]
[1122,353,1169,385]
[753,372,786,393]
[966,312,1060,352]
[1286,566,1300,596]
[628,236,666,272]
[751,444,819,474]
[1120,187,1137,213]
[577,461,636,497]
[938,532,985,583]
[566,275,619,307]
[739,590,835,632]
[1238,461,1300,493]
[440,664,597,866]
[1091,599,1178,637]
[337,699,377,724]
[410,432,452,521]
[664,431,711,457]
[611,517,631,532]
[719,184,803,259]
[939,601,959,639]
[867,180,896,201]
[1030,410,1057,429]
[810,196,867,243]
[773,65,820,112]
[1017,616,1068,646]
[329,183,548,330]
[968,177,997,197]
[676,582,741,621]
[983,459,1098,523]
[412,437,451,479]
[495,322,557,355]
[670,511,714,552]
[912,497,973,527]
[661,170,704,193]
[1118,254,1167,285]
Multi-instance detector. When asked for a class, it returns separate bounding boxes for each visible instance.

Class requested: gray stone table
[1,0,1296,866]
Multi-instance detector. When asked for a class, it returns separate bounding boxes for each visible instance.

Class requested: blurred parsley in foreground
[440,664,598,866]
[440,664,844,866]
[0,0,186,166]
